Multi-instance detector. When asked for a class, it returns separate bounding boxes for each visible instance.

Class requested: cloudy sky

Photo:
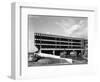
[29,15,88,39]
[28,15,88,52]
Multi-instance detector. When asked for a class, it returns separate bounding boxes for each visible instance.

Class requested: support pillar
[53,50,55,55]
[40,45,41,53]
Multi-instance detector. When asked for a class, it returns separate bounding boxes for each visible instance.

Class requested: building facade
[34,33,88,58]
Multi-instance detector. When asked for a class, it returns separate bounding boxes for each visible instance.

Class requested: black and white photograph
[28,15,88,67]
[11,2,97,79]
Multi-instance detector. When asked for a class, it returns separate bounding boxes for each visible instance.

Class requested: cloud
[71,19,88,39]
[56,18,88,39]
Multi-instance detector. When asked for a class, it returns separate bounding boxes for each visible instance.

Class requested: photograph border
[11,2,96,80]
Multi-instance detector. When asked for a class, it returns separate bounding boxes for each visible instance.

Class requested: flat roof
[34,32,88,41]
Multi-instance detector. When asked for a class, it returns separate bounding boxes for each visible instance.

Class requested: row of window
[35,40,82,45]
[36,45,83,49]
[35,35,82,42]
[41,50,82,56]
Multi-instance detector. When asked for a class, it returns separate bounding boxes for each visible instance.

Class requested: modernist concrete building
[34,32,88,58]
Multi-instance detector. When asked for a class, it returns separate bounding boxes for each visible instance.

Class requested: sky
[28,15,88,52]
[29,15,88,39]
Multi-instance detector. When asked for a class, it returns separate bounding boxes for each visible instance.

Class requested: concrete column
[53,50,55,55]
[40,45,41,53]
